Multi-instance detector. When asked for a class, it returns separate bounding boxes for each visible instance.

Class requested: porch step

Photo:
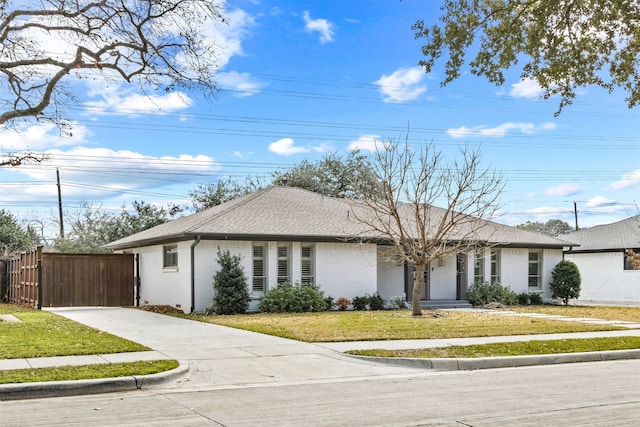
[419,299,472,309]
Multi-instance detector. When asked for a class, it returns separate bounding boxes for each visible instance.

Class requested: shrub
[385,295,408,310]
[368,293,385,310]
[517,292,530,305]
[211,250,251,315]
[529,292,543,305]
[259,282,327,313]
[550,260,581,306]
[336,297,351,311]
[466,281,518,307]
[517,292,544,306]
[351,294,369,310]
[351,293,385,311]
[324,296,335,311]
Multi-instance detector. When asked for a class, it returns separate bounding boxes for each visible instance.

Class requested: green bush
[550,260,581,306]
[210,250,251,315]
[529,292,543,305]
[351,295,369,310]
[466,281,518,307]
[351,293,385,310]
[517,292,544,305]
[324,296,335,311]
[369,293,385,310]
[258,282,327,313]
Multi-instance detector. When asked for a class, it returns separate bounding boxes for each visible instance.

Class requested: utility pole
[56,168,64,238]
[573,201,579,231]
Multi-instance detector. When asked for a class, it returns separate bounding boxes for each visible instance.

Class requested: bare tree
[353,140,504,316]
[0,150,47,166]
[0,0,225,126]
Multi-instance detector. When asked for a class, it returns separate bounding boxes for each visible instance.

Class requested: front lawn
[191,309,624,342]
[0,306,149,358]
[0,304,178,385]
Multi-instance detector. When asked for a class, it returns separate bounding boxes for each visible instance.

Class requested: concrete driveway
[49,307,422,392]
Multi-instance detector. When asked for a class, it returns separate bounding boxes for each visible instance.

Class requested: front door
[404,263,430,300]
[456,253,467,300]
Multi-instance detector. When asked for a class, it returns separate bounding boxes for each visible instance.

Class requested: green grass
[0,304,178,385]
[347,336,640,358]
[0,306,149,358]
[184,309,624,342]
[512,305,640,323]
[0,360,179,384]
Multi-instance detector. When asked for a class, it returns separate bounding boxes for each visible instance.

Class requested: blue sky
[2,0,639,240]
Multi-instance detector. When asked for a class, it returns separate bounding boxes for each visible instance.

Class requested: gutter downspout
[190,236,202,314]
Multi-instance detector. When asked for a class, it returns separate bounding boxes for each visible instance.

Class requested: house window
[277,244,290,283]
[252,244,266,292]
[163,244,178,268]
[528,251,542,290]
[490,249,501,283]
[473,250,484,283]
[301,245,314,284]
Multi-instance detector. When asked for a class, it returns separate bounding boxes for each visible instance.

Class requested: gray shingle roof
[105,186,571,250]
[563,216,640,251]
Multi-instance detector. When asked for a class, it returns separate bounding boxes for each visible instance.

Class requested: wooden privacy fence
[5,247,134,309]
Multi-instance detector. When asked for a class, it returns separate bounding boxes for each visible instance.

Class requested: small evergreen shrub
[258,282,327,313]
[351,293,385,310]
[550,260,581,306]
[517,292,544,306]
[211,250,251,315]
[351,294,370,310]
[517,292,530,305]
[324,296,335,311]
[466,281,518,307]
[336,297,351,311]
[368,293,385,310]
[529,292,543,305]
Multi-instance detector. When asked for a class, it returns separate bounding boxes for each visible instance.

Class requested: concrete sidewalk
[3,307,640,400]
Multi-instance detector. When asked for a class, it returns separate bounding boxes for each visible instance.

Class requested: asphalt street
[2,359,640,426]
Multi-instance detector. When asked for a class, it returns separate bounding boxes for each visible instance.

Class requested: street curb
[347,349,640,371]
[0,363,188,401]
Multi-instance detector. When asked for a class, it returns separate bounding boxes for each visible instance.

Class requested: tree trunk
[411,263,426,316]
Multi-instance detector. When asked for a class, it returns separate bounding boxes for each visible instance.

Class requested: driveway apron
[48,307,421,391]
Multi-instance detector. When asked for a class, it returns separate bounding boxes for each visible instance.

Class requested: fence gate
[5,247,134,308]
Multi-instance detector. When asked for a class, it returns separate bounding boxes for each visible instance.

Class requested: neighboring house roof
[564,215,640,252]
[105,186,572,250]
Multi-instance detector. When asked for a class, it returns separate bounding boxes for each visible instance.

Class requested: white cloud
[303,10,335,44]
[0,122,91,151]
[348,134,380,152]
[374,67,427,103]
[0,147,218,206]
[586,196,617,208]
[527,206,573,216]
[447,121,556,138]
[544,183,581,197]
[217,71,265,96]
[268,138,309,156]
[610,169,640,190]
[83,82,193,116]
[510,78,545,99]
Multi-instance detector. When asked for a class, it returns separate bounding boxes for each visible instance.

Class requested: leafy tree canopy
[53,201,182,252]
[414,0,640,114]
[515,219,573,237]
[189,151,381,211]
[0,209,34,259]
